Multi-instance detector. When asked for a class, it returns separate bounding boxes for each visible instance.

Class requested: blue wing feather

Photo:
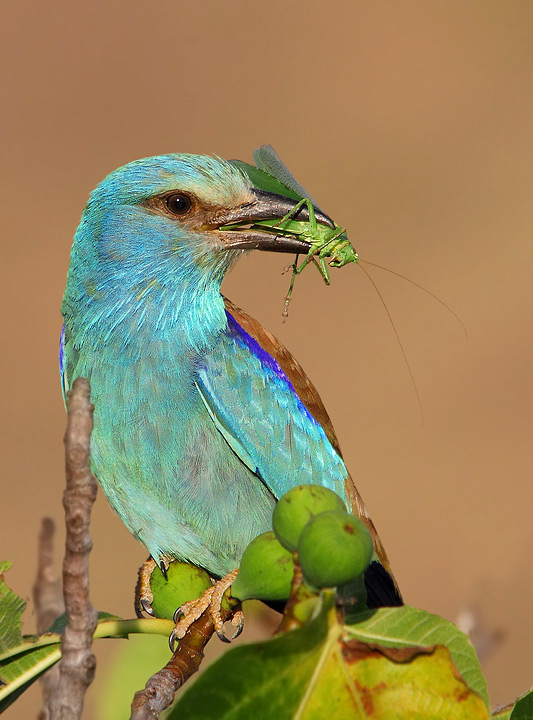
[59,324,69,401]
[196,310,349,502]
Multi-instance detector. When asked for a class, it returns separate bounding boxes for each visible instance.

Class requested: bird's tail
[344,474,403,607]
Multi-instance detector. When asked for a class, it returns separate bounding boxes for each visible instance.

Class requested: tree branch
[47,378,99,720]
[33,517,64,720]
[129,608,230,719]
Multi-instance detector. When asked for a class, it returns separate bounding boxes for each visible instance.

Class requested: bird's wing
[59,324,70,400]
[222,297,342,455]
[196,297,401,605]
[195,298,349,504]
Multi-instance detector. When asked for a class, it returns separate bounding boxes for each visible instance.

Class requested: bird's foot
[134,557,158,618]
[169,568,243,651]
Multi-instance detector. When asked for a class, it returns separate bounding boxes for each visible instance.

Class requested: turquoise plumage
[61,147,401,606]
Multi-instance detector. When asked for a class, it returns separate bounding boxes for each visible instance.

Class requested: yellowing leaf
[169,598,490,720]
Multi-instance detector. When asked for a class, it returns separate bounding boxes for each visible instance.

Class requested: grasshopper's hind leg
[273,198,318,232]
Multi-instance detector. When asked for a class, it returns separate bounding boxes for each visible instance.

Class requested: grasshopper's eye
[165,193,193,216]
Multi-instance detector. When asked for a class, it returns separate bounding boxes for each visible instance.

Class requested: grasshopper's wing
[197,296,402,607]
[253,144,322,210]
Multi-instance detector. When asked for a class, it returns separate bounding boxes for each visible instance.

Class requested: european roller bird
[61,146,401,638]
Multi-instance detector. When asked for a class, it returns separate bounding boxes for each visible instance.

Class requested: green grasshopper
[252,197,358,315]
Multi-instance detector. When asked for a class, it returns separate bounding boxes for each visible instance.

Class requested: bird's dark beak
[213,189,335,254]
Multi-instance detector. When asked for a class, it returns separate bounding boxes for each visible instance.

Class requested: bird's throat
[65,277,229,364]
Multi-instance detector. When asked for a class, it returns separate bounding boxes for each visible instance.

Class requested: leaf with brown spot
[342,639,435,664]
[167,597,490,720]
[344,605,490,709]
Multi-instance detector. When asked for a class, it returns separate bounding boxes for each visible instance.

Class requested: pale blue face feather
[89,154,252,208]
[62,154,254,355]
[61,153,349,576]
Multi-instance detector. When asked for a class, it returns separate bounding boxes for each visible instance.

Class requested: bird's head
[63,153,333,348]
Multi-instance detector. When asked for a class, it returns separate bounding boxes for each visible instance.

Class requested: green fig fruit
[231,531,295,602]
[150,561,212,620]
[298,511,373,589]
[272,484,347,552]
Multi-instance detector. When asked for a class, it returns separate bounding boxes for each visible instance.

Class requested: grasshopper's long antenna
[358,263,424,421]
[360,259,467,339]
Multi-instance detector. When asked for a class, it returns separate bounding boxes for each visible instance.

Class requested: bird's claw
[134,557,157,618]
[214,608,244,642]
[216,630,232,644]
[173,603,187,624]
[215,612,243,643]
[168,629,178,654]
[141,597,155,617]
[226,608,244,641]
[169,569,240,651]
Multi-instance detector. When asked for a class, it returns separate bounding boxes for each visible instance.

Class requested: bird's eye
[165,193,192,216]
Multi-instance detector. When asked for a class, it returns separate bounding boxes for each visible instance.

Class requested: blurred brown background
[2,1,532,716]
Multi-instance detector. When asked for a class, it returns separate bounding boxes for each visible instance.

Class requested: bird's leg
[134,556,158,618]
[169,569,243,651]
